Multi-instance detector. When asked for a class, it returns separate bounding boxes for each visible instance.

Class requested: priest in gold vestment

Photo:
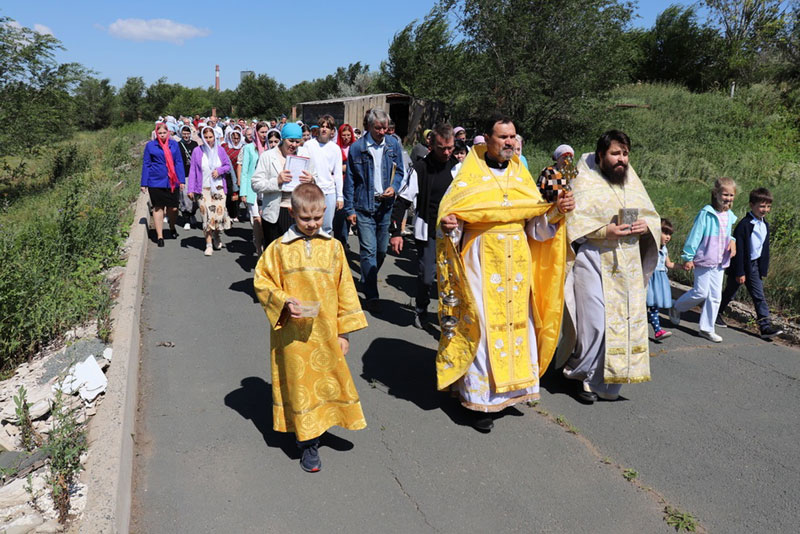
[254,184,367,471]
[561,131,660,403]
[436,115,574,431]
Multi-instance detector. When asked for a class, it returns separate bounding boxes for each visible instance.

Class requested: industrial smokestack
[215,64,220,91]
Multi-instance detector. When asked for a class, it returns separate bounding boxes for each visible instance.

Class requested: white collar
[366,132,385,148]
[281,225,332,244]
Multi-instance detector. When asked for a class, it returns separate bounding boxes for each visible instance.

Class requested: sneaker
[760,324,783,340]
[299,439,321,473]
[654,329,672,341]
[183,222,191,230]
[699,330,722,343]
[213,237,223,250]
[715,315,728,328]
[668,306,681,326]
[204,245,213,256]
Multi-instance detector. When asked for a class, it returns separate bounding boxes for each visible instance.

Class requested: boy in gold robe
[254,183,368,472]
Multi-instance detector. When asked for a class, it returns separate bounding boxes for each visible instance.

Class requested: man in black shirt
[390,123,457,328]
[178,125,199,228]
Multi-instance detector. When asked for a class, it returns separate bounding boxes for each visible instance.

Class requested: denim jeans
[333,208,349,249]
[356,201,392,300]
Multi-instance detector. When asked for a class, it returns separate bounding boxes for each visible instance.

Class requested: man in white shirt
[302,114,344,234]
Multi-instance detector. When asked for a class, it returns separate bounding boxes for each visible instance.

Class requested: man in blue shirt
[343,108,405,311]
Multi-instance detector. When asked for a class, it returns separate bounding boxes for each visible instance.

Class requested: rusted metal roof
[296,93,411,106]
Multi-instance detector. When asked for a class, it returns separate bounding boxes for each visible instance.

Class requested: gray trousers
[563,244,623,397]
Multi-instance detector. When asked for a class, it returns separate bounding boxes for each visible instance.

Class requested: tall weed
[0,122,149,370]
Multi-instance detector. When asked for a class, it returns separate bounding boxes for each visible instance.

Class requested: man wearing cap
[344,108,405,311]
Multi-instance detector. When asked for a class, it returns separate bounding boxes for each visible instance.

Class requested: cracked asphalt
[131,226,800,533]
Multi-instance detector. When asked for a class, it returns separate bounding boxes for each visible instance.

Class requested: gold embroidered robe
[254,228,368,441]
[435,145,567,393]
[564,153,660,383]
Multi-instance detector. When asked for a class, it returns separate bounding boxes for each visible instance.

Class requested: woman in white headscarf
[188,126,233,256]
[222,127,244,221]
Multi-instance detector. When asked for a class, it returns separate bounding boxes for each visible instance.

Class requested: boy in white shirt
[302,114,344,234]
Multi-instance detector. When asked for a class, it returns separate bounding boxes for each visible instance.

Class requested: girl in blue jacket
[669,177,737,342]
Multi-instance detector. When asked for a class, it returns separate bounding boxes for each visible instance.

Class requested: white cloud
[33,24,53,36]
[106,18,210,45]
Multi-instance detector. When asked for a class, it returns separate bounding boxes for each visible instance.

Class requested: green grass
[0,122,151,371]
[527,83,800,316]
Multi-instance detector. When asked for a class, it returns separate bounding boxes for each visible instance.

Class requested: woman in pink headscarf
[141,122,186,247]
[239,121,270,255]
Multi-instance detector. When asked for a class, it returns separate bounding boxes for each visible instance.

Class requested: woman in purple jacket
[188,126,233,256]
[141,122,186,247]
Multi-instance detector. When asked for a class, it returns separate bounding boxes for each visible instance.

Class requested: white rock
[0,476,30,508]
[53,355,107,402]
[33,519,62,533]
[102,347,112,361]
[3,512,44,534]
[0,426,17,451]
[3,422,20,437]
[28,399,51,421]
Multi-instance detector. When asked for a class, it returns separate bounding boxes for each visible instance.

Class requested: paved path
[131,223,800,533]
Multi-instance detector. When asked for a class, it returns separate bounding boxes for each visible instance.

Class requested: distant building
[294,93,444,144]
[240,71,255,81]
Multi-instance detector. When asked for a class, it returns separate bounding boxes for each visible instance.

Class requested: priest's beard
[600,161,628,185]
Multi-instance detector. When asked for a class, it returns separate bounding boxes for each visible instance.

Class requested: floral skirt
[198,189,231,232]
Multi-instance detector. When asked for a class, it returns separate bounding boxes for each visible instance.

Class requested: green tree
[635,5,726,91]
[378,9,474,122]
[702,0,790,81]
[166,86,214,117]
[233,74,287,118]
[142,77,181,118]
[440,0,636,136]
[73,77,115,130]
[117,76,146,124]
[0,17,84,154]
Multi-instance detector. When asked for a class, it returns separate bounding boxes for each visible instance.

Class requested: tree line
[2,1,798,156]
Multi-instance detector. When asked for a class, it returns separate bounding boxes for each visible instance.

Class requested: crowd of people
[140,109,783,472]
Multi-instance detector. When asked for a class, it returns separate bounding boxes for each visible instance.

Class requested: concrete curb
[670,280,799,345]
[78,193,149,533]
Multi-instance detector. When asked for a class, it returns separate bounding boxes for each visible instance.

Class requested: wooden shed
[293,93,444,144]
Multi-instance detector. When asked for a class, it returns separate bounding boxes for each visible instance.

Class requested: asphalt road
[131,223,800,534]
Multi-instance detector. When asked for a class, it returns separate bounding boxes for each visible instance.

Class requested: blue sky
[4,1,698,91]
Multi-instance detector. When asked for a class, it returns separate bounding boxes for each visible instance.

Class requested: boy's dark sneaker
[760,324,783,340]
[715,315,728,328]
[299,439,321,473]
